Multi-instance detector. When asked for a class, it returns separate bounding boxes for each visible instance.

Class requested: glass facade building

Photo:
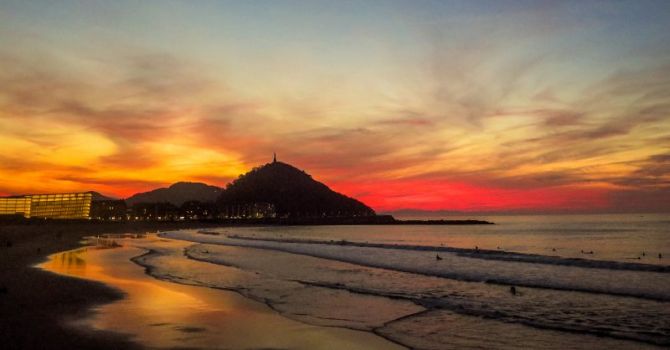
[0,192,93,219]
[0,196,32,217]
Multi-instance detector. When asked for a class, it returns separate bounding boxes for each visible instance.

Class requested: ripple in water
[148,229,670,349]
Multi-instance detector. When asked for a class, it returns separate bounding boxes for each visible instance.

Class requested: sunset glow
[1,1,669,212]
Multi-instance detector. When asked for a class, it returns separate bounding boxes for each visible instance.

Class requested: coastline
[0,221,225,350]
[4,218,664,349]
[38,233,407,350]
[1,221,411,350]
[2,215,495,226]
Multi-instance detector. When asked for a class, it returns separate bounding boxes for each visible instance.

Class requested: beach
[2,215,670,349]
[0,221,224,350]
[153,220,669,349]
[0,221,412,350]
[2,1,669,348]
[40,237,404,349]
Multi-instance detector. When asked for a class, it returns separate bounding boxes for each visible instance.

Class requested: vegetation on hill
[217,161,375,218]
[125,182,222,206]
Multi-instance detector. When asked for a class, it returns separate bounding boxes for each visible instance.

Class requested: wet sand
[39,236,405,349]
[0,221,230,350]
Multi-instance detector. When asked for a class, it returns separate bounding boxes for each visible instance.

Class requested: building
[219,202,277,219]
[129,202,180,221]
[0,196,32,218]
[89,199,127,221]
[0,192,93,219]
[180,201,217,220]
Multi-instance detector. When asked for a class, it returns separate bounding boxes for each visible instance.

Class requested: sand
[0,221,225,350]
[40,238,405,349]
[0,221,406,350]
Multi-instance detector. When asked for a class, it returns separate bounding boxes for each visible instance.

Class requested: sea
[96,214,670,349]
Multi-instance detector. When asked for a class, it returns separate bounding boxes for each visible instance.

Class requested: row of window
[31,193,92,202]
[0,193,93,219]
[0,198,32,216]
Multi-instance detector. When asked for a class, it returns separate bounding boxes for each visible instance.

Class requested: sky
[1,0,669,213]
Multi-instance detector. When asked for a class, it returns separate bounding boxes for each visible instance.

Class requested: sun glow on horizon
[1,1,669,212]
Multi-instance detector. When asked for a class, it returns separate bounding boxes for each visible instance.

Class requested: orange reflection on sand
[40,237,402,350]
[42,246,214,315]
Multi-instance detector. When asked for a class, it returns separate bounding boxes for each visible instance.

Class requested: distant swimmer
[436,254,443,261]
[642,251,646,257]
[510,286,517,295]
[552,248,556,252]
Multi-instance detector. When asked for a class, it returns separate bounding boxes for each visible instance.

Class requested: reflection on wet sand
[40,235,403,350]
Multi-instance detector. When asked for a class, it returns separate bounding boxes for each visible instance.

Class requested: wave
[177,241,670,347]
[286,279,670,347]
[133,231,670,347]
[161,230,670,302]
[226,234,670,273]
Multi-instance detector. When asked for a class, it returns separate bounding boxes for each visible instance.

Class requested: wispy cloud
[0,1,669,212]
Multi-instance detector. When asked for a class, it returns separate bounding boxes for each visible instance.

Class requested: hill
[126,182,222,206]
[89,191,117,201]
[217,161,375,217]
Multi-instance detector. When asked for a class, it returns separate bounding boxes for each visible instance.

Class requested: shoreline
[129,248,412,350]
[4,219,664,349]
[39,234,407,350]
[1,215,494,226]
[0,221,227,350]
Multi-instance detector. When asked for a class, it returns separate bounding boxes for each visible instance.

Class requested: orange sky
[1,1,669,213]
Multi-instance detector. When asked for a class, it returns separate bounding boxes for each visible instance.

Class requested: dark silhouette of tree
[180,201,217,219]
[130,202,179,220]
[90,200,127,220]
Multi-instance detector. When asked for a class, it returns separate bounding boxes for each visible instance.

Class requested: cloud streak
[0,1,669,212]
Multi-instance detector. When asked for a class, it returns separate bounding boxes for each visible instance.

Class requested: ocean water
[41,239,403,350]
[144,214,669,349]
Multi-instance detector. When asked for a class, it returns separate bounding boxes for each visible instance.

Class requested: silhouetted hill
[217,161,375,217]
[89,191,117,201]
[126,182,222,206]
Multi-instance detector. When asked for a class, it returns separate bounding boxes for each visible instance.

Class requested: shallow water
[157,215,670,349]
[39,236,405,350]
[210,214,670,264]
[38,214,670,349]
[162,231,670,348]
